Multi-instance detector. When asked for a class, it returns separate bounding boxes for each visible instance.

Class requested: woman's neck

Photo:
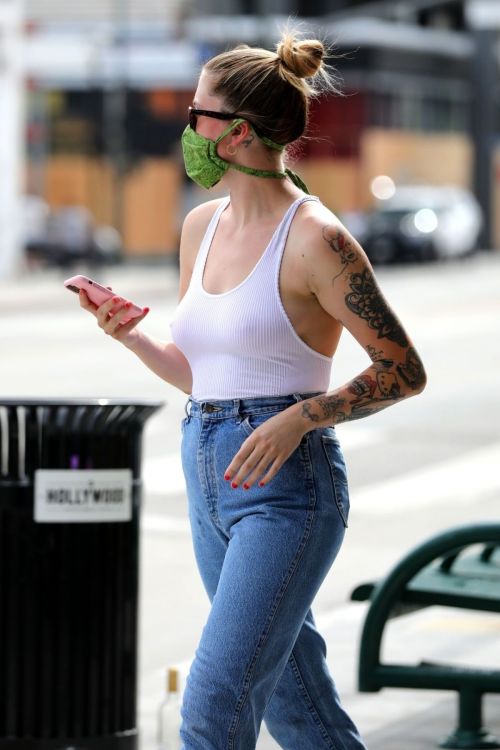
[222,172,303,229]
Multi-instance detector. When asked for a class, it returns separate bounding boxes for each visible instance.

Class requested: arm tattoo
[366,344,383,360]
[301,395,347,424]
[345,269,408,347]
[348,403,392,421]
[348,371,402,412]
[302,362,406,427]
[348,374,377,403]
[396,347,426,391]
[322,225,359,283]
[301,402,320,422]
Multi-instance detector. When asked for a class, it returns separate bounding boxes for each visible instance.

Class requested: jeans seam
[320,436,349,528]
[288,651,339,750]
[227,441,317,750]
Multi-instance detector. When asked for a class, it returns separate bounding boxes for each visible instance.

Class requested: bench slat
[374,663,500,692]
[405,567,500,612]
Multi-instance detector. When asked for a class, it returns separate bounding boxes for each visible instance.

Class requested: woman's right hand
[79,289,149,348]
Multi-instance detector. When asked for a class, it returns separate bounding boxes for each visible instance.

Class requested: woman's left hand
[224,407,308,489]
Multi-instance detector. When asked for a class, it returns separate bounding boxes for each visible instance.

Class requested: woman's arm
[296,220,426,431]
[224,213,426,489]
[123,330,192,394]
[78,292,193,393]
[78,199,225,394]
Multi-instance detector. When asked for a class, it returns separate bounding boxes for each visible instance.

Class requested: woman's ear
[231,120,253,147]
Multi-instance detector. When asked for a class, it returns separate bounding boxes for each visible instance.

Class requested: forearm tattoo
[302,396,347,425]
[396,347,426,391]
[301,359,407,427]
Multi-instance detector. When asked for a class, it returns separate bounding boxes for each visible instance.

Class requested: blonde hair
[204,29,340,146]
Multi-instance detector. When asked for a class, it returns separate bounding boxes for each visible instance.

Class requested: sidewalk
[255,604,500,749]
[141,594,500,749]
[4,259,500,750]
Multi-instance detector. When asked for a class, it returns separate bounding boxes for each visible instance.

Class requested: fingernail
[231,482,238,489]
[112,296,120,303]
[143,307,150,313]
[243,483,250,490]
[224,473,231,481]
[125,302,131,309]
[259,481,265,487]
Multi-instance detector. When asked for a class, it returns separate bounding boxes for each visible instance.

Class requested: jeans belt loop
[235,398,244,422]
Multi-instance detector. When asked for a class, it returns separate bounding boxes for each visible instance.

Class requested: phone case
[64,275,144,323]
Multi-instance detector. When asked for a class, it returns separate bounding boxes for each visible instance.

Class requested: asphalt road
[1,251,499,749]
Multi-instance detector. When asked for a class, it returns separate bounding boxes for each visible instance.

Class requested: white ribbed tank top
[170,195,333,400]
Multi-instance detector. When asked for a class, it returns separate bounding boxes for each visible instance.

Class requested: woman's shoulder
[288,195,366,280]
[182,197,228,235]
[291,196,346,251]
[296,195,341,227]
[178,198,228,296]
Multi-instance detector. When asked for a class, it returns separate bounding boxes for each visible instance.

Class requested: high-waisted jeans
[179,393,367,750]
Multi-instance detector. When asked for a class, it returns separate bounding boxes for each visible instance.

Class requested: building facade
[23,1,500,255]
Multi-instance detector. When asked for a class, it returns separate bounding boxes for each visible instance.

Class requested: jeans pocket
[320,434,350,527]
[239,409,309,447]
[239,409,281,438]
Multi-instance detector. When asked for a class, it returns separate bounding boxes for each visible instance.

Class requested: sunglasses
[188,107,241,131]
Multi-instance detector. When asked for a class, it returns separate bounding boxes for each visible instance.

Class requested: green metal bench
[350,523,500,749]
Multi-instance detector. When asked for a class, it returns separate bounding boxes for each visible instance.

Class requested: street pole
[466,0,500,251]
[469,27,497,250]
[103,0,128,252]
[0,0,24,279]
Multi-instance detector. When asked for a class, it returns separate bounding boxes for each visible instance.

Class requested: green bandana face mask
[181,119,309,193]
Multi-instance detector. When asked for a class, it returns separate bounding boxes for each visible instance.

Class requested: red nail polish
[259,481,265,487]
[231,482,238,489]
[143,307,150,313]
[243,483,250,490]
[224,473,231,481]
[125,302,131,309]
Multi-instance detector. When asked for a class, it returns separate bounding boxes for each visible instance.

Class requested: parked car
[349,185,483,264]
[23,197,122,268]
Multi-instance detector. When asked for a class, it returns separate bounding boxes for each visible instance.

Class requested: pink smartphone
[64,274,144,324]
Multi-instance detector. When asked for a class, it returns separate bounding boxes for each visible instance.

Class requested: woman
[80,30,426,750]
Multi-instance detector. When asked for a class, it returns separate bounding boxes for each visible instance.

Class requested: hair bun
[276,33,325,79]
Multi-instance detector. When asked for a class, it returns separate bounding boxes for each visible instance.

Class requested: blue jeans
[179,394,367,750]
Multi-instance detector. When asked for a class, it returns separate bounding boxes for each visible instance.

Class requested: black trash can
[0,398,163,750]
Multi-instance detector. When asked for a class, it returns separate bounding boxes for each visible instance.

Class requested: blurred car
[23,197,122,268]
[353,185,483,264]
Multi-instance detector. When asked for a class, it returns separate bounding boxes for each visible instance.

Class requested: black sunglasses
[188,107,241,131]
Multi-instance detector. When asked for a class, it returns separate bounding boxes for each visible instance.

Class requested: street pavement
[1,252,499,749]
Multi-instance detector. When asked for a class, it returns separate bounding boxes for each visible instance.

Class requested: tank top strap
[191,197,231,282]
[268,195,320,272]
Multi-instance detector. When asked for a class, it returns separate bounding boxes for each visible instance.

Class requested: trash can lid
[0,398,164,408]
